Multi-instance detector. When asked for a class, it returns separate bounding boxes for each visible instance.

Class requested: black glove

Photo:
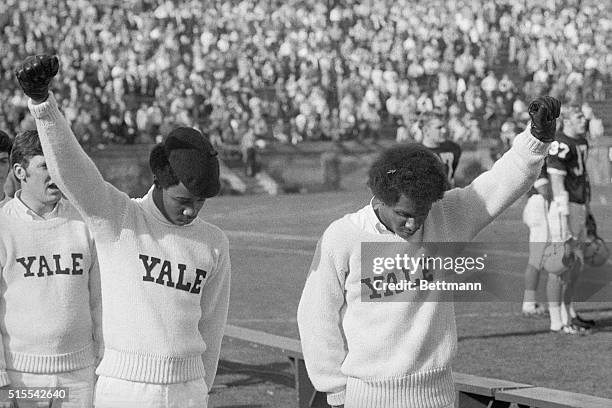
[528,96,561,143]
[15,54,59,103]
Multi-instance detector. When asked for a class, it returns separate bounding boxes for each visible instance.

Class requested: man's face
[160,182,206,226]
[15,155,62,207]
[424,118,447,145]
[376,194,432,240]
[0,151,9,193]
[566,110,587,136]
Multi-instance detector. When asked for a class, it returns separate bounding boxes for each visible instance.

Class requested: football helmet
[542,239,579,276]
[584,213,609,267]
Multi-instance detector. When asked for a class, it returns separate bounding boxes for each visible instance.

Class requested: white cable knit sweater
[28,94,231,389]
[0,199,101,381]
[298,128,548,407]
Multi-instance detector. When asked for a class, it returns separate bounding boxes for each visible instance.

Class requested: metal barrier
[224,324,612,408]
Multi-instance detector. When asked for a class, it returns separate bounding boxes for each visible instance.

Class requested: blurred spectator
[395,119,410,143]
[0,0,609,151]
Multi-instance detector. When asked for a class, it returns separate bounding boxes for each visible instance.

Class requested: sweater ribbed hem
[28,93,61,122]
[344,367,455,408]
[327,389,346,406]
[6,343,95,374]
[516,128,549,156]
[96,348,206,384]
[0,371,10,387]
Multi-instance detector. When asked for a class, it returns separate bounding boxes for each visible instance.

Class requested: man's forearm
[443,128,548,240]
[297,238,349,406]
[199,244,231,390]
[28,93,129,229]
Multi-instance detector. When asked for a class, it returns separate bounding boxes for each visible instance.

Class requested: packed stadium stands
[0,0,610,150]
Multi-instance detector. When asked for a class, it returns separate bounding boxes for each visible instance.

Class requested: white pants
[0,366,94,408]
[94,376,209,408]
[547,201,586,242]
[523,194,550,268]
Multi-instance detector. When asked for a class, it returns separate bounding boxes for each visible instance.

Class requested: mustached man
[0,129,102,407]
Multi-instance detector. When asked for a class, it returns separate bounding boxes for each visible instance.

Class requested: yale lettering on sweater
[361,268,433,299]
[16,253,84,277]
[139,254,208,294]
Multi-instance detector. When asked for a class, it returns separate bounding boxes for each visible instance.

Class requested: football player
[420,113,462,187]
[546,105,594,333]
[521,163,551,316]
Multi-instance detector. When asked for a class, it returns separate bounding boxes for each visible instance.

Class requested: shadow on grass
[578,306,612,314]
[458,328,551,341]
[216,359,294,389]
[459,316,612,341]
[591,316,612,331]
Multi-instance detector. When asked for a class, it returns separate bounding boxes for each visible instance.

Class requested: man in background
[521,163,551,316]
[0,131,12,207]
[0,129,101,407]
[546,105,594,334]
[420,112,462,187]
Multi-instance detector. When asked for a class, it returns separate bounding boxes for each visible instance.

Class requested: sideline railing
[224,324,612,408]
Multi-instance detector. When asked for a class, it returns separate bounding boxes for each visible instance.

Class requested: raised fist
[15,55,59,103]
[528,96,561,143]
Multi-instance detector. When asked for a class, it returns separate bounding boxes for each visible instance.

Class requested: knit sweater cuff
[343,367,455,408]
[97,348,206,384]
[28,93,62,123]
[5,343,95,374]
[514,127,549,156]
[0,371,9,387]
[327,389,346,406]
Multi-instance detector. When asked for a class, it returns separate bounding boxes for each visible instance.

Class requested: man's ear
[12,163,26,182]
[371,196,383,210]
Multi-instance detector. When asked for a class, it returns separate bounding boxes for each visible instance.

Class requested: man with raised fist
[16,55,231,408]
[298,96,559,408]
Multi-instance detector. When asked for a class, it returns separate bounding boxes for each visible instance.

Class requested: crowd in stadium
[0,0,610,149]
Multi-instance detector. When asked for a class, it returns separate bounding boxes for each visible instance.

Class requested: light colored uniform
[523,194,550,268]
[547,202,586,242]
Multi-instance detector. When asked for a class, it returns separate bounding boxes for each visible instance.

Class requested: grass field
[202,183,612,407]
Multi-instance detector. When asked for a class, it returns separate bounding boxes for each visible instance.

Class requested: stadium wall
[89,139,612,197]
[91,144,153,197]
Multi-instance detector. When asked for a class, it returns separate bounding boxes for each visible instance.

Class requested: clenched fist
[528,96,561,143]
[15,54,59,103]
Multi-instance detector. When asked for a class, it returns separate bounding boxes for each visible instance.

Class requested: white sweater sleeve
[88,243,104,363]
[28,94,129,237]
[297,229,348,406]
[199,234,231,391]
[0,242,10,387]
[441,128,548,241]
